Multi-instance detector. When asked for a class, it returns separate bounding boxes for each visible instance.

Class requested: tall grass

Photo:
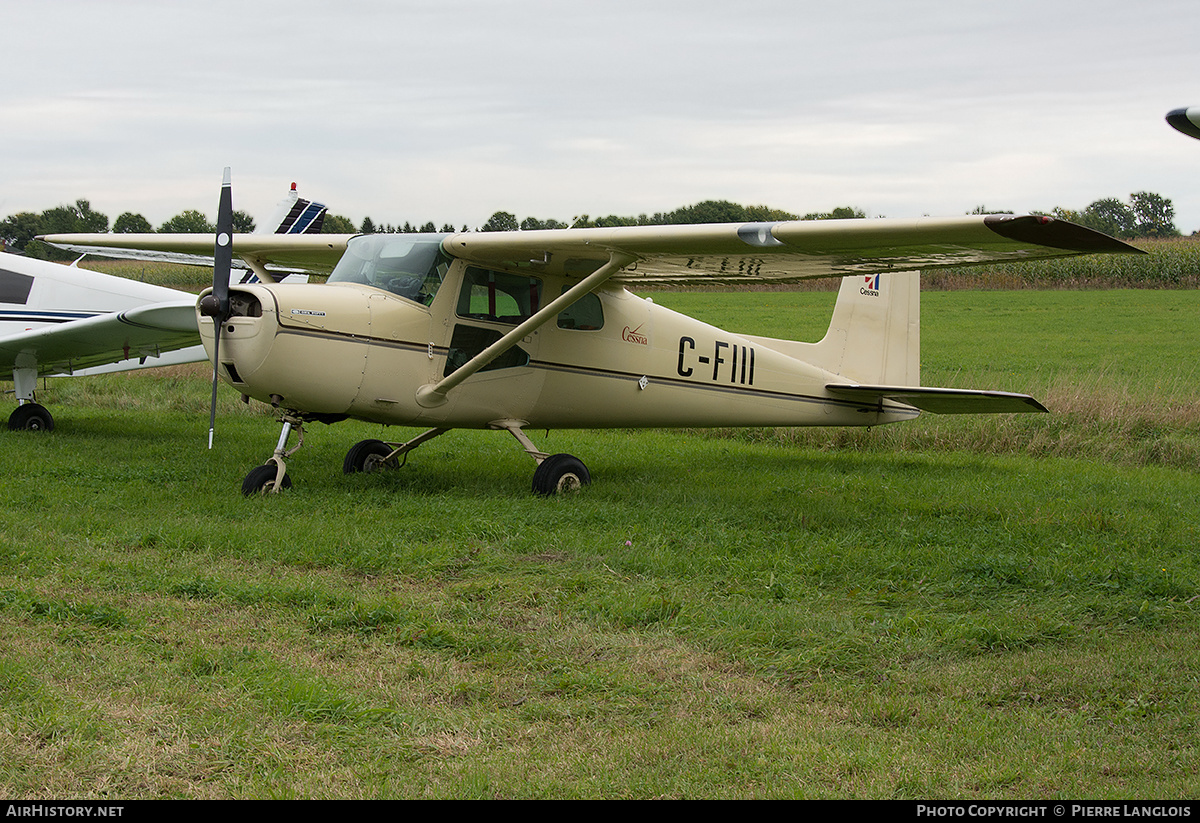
[927,237,1200,290]
[73,258,215,292]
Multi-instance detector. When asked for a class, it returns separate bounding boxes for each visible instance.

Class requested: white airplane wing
[0,299,199,380]
[441,214,1142,286]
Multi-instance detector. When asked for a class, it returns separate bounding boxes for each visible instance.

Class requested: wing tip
[1167,107,1200,140]
[984,215,1144,255]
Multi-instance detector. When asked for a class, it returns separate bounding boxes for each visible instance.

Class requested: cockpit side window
[327,234,451,305]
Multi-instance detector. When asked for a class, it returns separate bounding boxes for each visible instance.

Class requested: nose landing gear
[241,414,304,496]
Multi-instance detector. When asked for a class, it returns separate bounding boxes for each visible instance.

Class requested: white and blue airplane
[1,184,326,430]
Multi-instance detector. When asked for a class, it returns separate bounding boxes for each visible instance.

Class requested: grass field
[1,286,1199,799]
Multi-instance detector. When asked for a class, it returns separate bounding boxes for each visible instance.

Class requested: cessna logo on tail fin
[861,274,881,297]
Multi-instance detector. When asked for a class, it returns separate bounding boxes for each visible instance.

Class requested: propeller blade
[203,167,234,449]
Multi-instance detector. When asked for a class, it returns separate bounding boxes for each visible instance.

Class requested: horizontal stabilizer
[827,384,1048,414]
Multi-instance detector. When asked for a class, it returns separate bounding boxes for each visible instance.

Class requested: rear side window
[456,267,542,324]
[0,268,34,304]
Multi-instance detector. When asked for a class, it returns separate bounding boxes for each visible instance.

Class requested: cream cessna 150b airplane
[41,171,1141,496]
[2,182,326,431]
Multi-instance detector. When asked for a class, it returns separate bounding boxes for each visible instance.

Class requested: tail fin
[266,182,328,235]
[809,271,920,386]
[748,271,1046,415]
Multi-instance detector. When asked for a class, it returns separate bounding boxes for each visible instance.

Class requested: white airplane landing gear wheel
[532,453,591,496]
[8,404,54,432]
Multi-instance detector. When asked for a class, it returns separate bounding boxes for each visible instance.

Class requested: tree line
[2,194,1183,261]
[343,194,1182,239]
[0,199,260,260]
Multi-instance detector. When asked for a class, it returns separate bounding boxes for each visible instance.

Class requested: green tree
[745,204,800,221]
[113,212,153,233]
[0,212,44,252]
[360,217,377,234]
[520,217,568,230]
[667,200,748,224]
[6,200,109,259]
[1080,198,1136,239]
[481,211,518,232]
[1129,191,1179,238]
[1049,206,1084,224]
[232,210,256,233]
[321,214,357,234]
[159,210,214,233]
[803,206,867,220]
[40,199,109,234]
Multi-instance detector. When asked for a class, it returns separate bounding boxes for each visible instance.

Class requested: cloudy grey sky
[4,0,1200,232]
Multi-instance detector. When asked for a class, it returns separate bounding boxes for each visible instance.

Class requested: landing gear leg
[7,367,54,432]
[492,420,591,496]
[242,415,304,496]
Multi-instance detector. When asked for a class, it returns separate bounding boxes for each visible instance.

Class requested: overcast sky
[4,0,1200,233]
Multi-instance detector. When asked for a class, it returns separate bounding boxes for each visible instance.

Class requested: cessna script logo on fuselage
[622,324,648,345]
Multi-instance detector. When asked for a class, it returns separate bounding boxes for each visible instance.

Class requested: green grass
[2,287,1199,798]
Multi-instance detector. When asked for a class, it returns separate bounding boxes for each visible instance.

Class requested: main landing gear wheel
[343,439,399,474]
[8,404,54,432]
[241,464,293,496]
[532,453,591,496]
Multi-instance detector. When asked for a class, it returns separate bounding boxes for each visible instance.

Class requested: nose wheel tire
[532,453,590,496]
[242,463,293,496]
[8,404,54,432]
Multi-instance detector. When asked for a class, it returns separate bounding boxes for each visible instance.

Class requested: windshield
[327,234,452,306]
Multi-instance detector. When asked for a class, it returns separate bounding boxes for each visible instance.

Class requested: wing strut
[415,250,637,407]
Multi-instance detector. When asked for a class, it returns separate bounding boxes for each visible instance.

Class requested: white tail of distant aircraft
[1,184,327,430]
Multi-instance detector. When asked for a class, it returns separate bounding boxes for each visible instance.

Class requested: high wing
[0,299,198,380]
[42,215,1141,288]
[440,214,1142,286]
[39,233,353,278]
[40,215,1140,400]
